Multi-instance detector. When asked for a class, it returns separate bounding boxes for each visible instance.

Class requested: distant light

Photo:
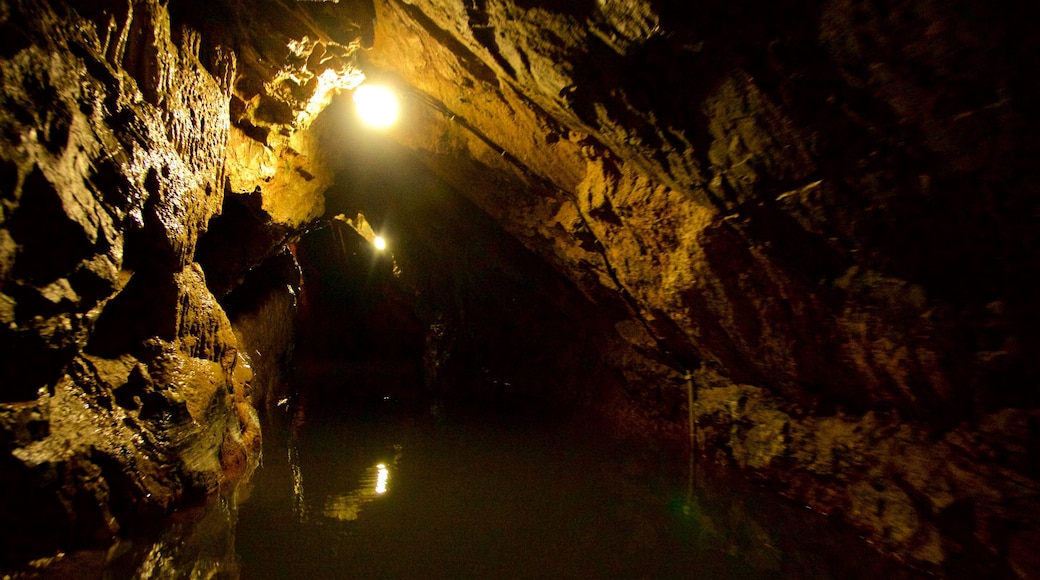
[373,236,387,251]
[375,464,389,494]
[353,84,399,128]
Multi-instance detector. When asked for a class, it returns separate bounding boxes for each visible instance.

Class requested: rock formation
[1,0,1037,576]
[359,1,1040,575]
[0,0,345,564]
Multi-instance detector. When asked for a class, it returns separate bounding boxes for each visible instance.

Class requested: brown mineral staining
[219,434,249,484]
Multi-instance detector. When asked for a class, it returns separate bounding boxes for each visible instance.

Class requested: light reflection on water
[288,405,401,524]
[319,461,395,522]
[375,463,389,494]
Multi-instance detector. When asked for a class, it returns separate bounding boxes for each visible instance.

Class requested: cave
[1,0,1038,577]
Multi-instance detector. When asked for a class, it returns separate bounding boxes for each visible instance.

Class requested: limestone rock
[0,0,261,564]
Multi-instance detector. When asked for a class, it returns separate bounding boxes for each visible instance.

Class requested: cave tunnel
[2,0,1040,577]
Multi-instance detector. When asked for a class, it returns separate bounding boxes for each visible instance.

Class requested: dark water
[44,404,921,579]
[230,407,918,580]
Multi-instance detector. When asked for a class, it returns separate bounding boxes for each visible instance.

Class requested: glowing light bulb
[373,236,387,251]
[353,84,399,128]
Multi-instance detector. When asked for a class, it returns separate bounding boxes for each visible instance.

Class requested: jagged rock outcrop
[1,0,372,565]
[1,0,382,559]
[0,0,344,566]
[197,0,369,296]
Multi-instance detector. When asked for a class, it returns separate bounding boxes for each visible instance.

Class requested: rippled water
[44,402,922,578]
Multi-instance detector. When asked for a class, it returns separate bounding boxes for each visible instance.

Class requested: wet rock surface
[1,0,369,567]
[2,0,262,566]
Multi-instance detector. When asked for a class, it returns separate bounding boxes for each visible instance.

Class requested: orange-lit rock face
[0,0,266,565]
[363,0,1038,416]
[1,0,365,562]
[360,0,1040,574]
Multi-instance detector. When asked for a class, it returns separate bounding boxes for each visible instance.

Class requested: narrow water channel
[67,397,924,579]
[229,404,918,579]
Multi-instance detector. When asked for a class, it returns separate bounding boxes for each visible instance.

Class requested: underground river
[50,375,924,579]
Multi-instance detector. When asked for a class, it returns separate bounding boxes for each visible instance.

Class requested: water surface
[229,406,919,579]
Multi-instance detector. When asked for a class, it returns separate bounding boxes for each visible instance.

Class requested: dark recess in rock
[195,191,293,299]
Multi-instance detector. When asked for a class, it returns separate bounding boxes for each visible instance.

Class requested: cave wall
[364,0,1040,426]
[357,0,1040,575]
[0,0,259,564]
[222,251,301,419]
[0,0,363,566]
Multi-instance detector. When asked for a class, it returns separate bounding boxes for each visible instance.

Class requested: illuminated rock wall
[361,0,1040,575]
[0,0,360,565]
